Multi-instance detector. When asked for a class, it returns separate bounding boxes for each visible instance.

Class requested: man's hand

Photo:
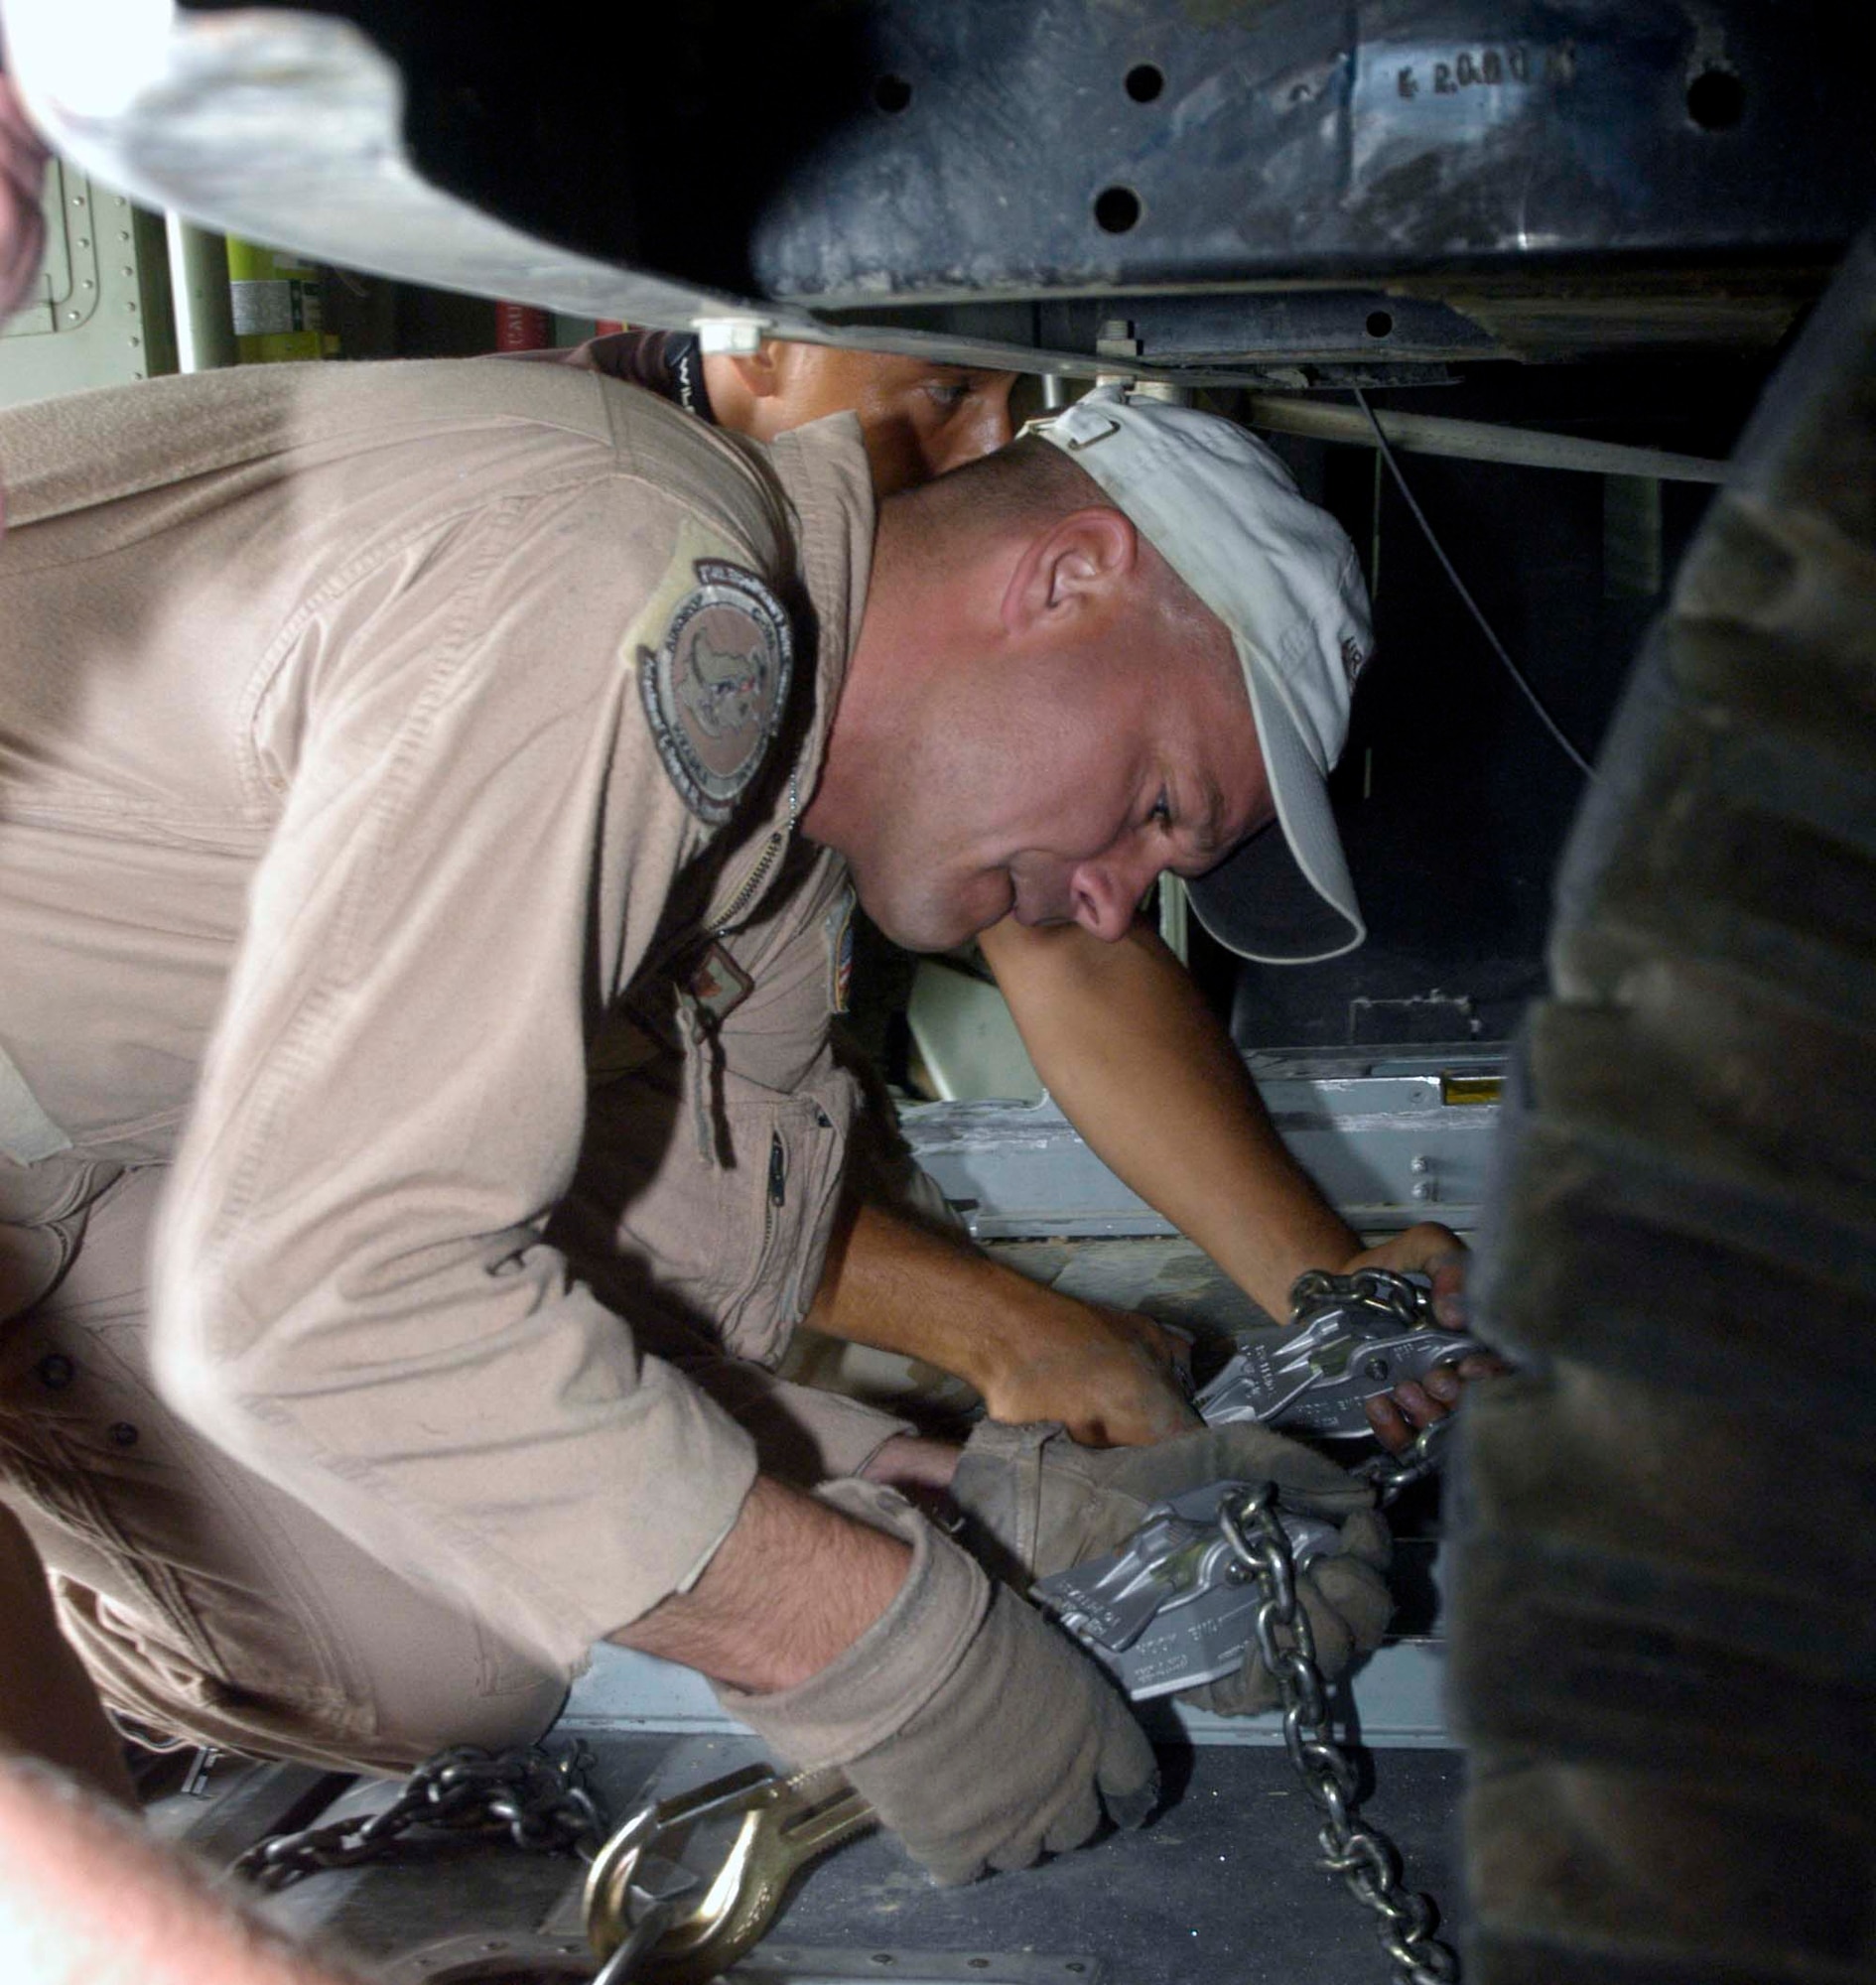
[803,1198,1198,1448]
[950,1416,1377,1579]
[1344,1222,1471,1329]
[719,1479,1156,1886]
[614,1472,1152,1886]
[975,1300,1197,1448]
[949,1419,1394,1711]
[1337,1225,1509,1455]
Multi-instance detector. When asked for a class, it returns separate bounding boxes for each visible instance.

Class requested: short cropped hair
[906,432,1240,696]
[908,431,1103,534]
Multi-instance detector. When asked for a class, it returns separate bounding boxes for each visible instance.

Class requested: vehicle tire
[1448,228,1876,1985]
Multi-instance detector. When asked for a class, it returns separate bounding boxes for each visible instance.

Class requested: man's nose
[1069,857,1153,943]
[932,398,1014,476]
[975,392,1015,456]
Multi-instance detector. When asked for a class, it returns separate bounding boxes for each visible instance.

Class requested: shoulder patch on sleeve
[638,555,793,824]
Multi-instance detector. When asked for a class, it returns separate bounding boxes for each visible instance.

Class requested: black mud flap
[1449,230,1876,1984]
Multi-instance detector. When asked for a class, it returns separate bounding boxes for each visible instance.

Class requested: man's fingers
[1363,1391,1414,1455]
[1101,1767,1160,1833]
[1387,1379,1448,1431]
[1338,1508,1393,1572]
[1424,1242,1470,1329]
[1338,1223,1477,1331]
[1059,1372,1201,1449]
[1105,1306,1187,1379]
[1094,1314,1202,1445]
[1360,1352,1511,1455]
[1420,1354,1512,1406]
[1030,1776,1103,1865]
[1458,1352,1510,1380]
[1372,1371,1466,1439]
[979,1302,1198,1448]
[1344,1221,1465,1275]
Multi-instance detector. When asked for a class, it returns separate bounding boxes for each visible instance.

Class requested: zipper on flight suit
[714,830,786,939]
[713,771,801,940]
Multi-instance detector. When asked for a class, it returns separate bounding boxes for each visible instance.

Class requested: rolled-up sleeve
[152,475,762,1667]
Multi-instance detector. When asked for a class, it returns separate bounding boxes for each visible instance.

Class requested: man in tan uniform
[555,325,1484,1457]
[0,353,1408,1883]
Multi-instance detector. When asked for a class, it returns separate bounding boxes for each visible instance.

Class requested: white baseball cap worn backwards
[1039,385,1373,965]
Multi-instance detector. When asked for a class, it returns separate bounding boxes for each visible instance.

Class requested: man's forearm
[801,1197,1195,1445]
[609,1475,910,1693]
[803,1195,1072,1393]
[981,915,1357,1317]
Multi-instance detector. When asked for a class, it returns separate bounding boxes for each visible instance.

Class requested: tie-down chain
[583,1268,1465,1983]
[230,1270,1467,1983]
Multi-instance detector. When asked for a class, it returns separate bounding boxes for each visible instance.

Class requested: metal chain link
[1288,1266,1459,1508]
[1230,1264,1466,1980]
[1355,1409,1457,1508]
[1220,1483,1460,1985]
[231,1743,608,1892]
[230,1264,1463,1983]
[1290,1264,1433,1335]
[588,1895,678,1985]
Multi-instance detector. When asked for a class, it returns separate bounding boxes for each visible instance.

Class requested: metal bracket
[694,317,771,356]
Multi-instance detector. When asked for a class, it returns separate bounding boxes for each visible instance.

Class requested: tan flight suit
[0,360,912,1769]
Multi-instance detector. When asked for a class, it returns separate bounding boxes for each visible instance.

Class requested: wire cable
[1353,386,1599,781]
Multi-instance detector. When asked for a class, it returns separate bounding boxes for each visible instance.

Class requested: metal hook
[584,1765,876,1985]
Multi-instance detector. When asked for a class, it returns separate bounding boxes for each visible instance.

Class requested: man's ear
[718,340,786,403]
[1003,507,1139,638]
